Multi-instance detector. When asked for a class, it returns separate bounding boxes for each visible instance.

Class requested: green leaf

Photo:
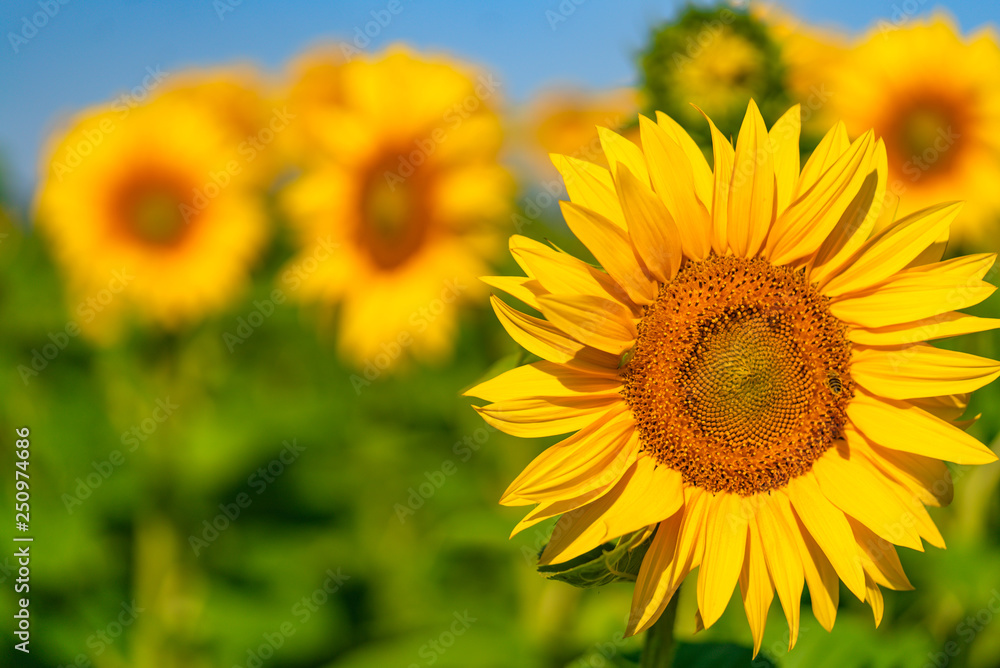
[537,529,654,588]
[672,641,776,668]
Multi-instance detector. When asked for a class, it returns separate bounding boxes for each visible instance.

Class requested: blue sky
[0,0,995,200]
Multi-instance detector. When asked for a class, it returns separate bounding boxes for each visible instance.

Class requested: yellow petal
[786,474,867,600]
[614,162,683,282]
[502,405,637,505]
[907,225,949,268]
[848,313,1000,346]
[560,201,658,305]
[768,105,801,215]
[511,491,603,537]
[821,202,964,297]
[829,255,997,329]
[846,436,947,548]
[655,110,713,208]
[767,131,875,266]
[791,508,840,632]
[539,456,683,565]
[697,493,749,628]
[490,295,619,371]
[598,126,649,186]
[728,100,775,258]
[910,393,970,423]
[475,395,620,438]
[809,139,887,284]
[794,121,850,198]
[537,293,637,355]
[639,115,712,259]
[680,491,712,559]
[811,448,923,550]
[739,522,773,658]
[756,493,804,650]
[465,360,621,402]
[627,487,710,636]
[850,519,913,591]
[701,108,735,255]
[860,437,953,507]
[847,390,998,465]
[908,252,996,279]
[864,574,885,627]
[882,473,945,549]
[874,188,900,235]
[509,235,635,310]
[627,511,684,636]
[480,275,542,310]
[852,344,1000,400]
[510,430,640,536]
[550,154,625,228]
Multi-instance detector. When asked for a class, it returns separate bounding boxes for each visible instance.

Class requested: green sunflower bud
[639,3,791,147]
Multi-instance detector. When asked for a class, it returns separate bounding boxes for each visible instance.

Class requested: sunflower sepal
[536,527,654,588]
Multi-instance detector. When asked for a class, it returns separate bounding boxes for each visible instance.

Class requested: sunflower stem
[639,591,680,668]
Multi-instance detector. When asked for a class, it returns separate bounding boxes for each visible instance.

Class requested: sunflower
[466,101,1000,653]
[281,47,510,366]
[155,67,286,186]
[817,15,1000,245]
[35,79,269,338]
[641,4,790,145]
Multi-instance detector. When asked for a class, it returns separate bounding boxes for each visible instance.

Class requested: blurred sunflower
[281,46,511,366]
[821,15,1000,245]
[467,102,1000,653]
[156,67,286,186]
[522,87,641,178]
[641,4,790,144]
[35,80,269,338]
[756,4,848,135]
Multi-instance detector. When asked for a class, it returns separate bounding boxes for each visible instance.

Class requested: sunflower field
[2,2,1000,668]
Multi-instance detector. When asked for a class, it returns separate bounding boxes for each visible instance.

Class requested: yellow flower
[467,101,1000,654]
[281,47,511,366]
[35,77,269,337]
[817,15,1000,244]
[523,88,640,176]
[155,67,286,186]
[756,5,848,134]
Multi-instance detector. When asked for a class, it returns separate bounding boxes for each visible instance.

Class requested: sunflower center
[901,108,948,156]
[357,151,432,270]
[888,96,962,178]
[113,174,193,246]
[683,310,808,440]
[131,190,185,243]
[622,256,853,496]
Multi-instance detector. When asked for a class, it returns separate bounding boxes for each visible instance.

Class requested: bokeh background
[2,1,1000,667]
